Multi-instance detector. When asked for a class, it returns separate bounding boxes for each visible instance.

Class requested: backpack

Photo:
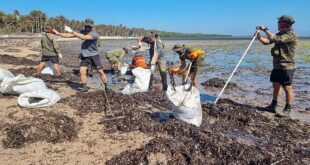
[132,55,148,69]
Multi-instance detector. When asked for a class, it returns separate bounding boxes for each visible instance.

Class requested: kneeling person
[106,47,129,75]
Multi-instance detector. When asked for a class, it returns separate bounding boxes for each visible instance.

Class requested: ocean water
[58,39,310,110]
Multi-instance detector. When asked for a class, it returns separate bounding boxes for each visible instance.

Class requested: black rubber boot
[265,100,277,113]
[111,68,115,75]
[78,83,90,93]
[148,74,154,91]
[104,82,109,91]
[161,72,168,91]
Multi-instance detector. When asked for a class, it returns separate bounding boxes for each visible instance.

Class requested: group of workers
[35,15,298,116]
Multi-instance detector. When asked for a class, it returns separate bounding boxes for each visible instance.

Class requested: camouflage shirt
[106,48,126,63]
[180,47,204,65]
[270,30,297,70]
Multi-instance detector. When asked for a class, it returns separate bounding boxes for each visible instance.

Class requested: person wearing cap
[255,15,298,115]
[35,26,62,76]
[141,34,168,91]
[53,18,108,92]
[106,47,129,75]
[172,44,204,88]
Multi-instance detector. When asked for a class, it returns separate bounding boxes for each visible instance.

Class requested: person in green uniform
[172,44,204,89]
[106,47,129,75]
[255,15,298,115]
[36,26,62,76]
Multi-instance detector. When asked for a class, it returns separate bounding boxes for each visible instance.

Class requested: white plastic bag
[122,67,151,94]
[18,89,60,108]
[120,63,129,75]
[166,84,202,126]
[41,61,56,75]
[0,74,46,94]
[0,69,14,81]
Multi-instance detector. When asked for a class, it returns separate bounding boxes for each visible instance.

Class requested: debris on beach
[201,78,240,90]
[0,54,37,66]
[1,111,79,148]
[102,98,310,164]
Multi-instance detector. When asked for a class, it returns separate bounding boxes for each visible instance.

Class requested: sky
[0,0,309,36]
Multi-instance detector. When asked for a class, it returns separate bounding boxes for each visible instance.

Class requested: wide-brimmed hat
[277,15,295,25]
[172,44,184,52]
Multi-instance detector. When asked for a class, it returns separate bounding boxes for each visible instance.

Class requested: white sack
[166,84,202,126]
[18,89,60,108]
[120,63,129,75]
[122,67,151,95]
[41,61,56,75]
[0,69,14,81]
[0,74,46,94]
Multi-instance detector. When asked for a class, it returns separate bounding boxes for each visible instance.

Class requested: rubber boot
[148,74,154,91]
[265,100,277,113]
[161,72,168,91]
[78,83,90,93]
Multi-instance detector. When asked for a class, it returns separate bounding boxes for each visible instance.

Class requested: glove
[51,29,59,35]
[255,32,261,39]
[64,26,73,33]
[151,64,155,72]
[58,53,63,59]
[256,25,266,31]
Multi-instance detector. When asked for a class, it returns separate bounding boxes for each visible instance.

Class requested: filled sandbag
[0,69,14,81]
[120,63,129,75]
[41,61,56,75]
[122,67,151,94]
[166,84,202,126]
[0,74,46,94]
[18,89,60,108]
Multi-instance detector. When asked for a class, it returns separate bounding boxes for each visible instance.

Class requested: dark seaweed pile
[1,111,79,148]
[10,67,80,83]
[61,90,172,117]
[201,78,239,90]
[102,98,309,164]
[10,67,35,77]
[58,89,310,164]
[0,54,37,66]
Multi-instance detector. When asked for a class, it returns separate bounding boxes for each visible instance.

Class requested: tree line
[0,10,231,38]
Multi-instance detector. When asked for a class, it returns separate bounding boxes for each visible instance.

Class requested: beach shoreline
[0,38,309,164]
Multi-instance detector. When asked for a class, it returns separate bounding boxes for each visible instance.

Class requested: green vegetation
[0,10,230,38]
[298,42,310,49]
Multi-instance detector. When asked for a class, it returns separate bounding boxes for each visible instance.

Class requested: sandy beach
[0,38,309,164]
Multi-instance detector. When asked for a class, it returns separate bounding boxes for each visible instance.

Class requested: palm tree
[29,10,47,33]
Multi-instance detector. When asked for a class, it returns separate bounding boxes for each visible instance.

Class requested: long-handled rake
[214,30,260,105]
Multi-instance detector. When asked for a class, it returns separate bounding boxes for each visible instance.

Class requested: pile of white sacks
[0,69,60,108]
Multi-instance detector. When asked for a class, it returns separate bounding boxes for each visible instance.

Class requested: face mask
[84,25,93,33]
